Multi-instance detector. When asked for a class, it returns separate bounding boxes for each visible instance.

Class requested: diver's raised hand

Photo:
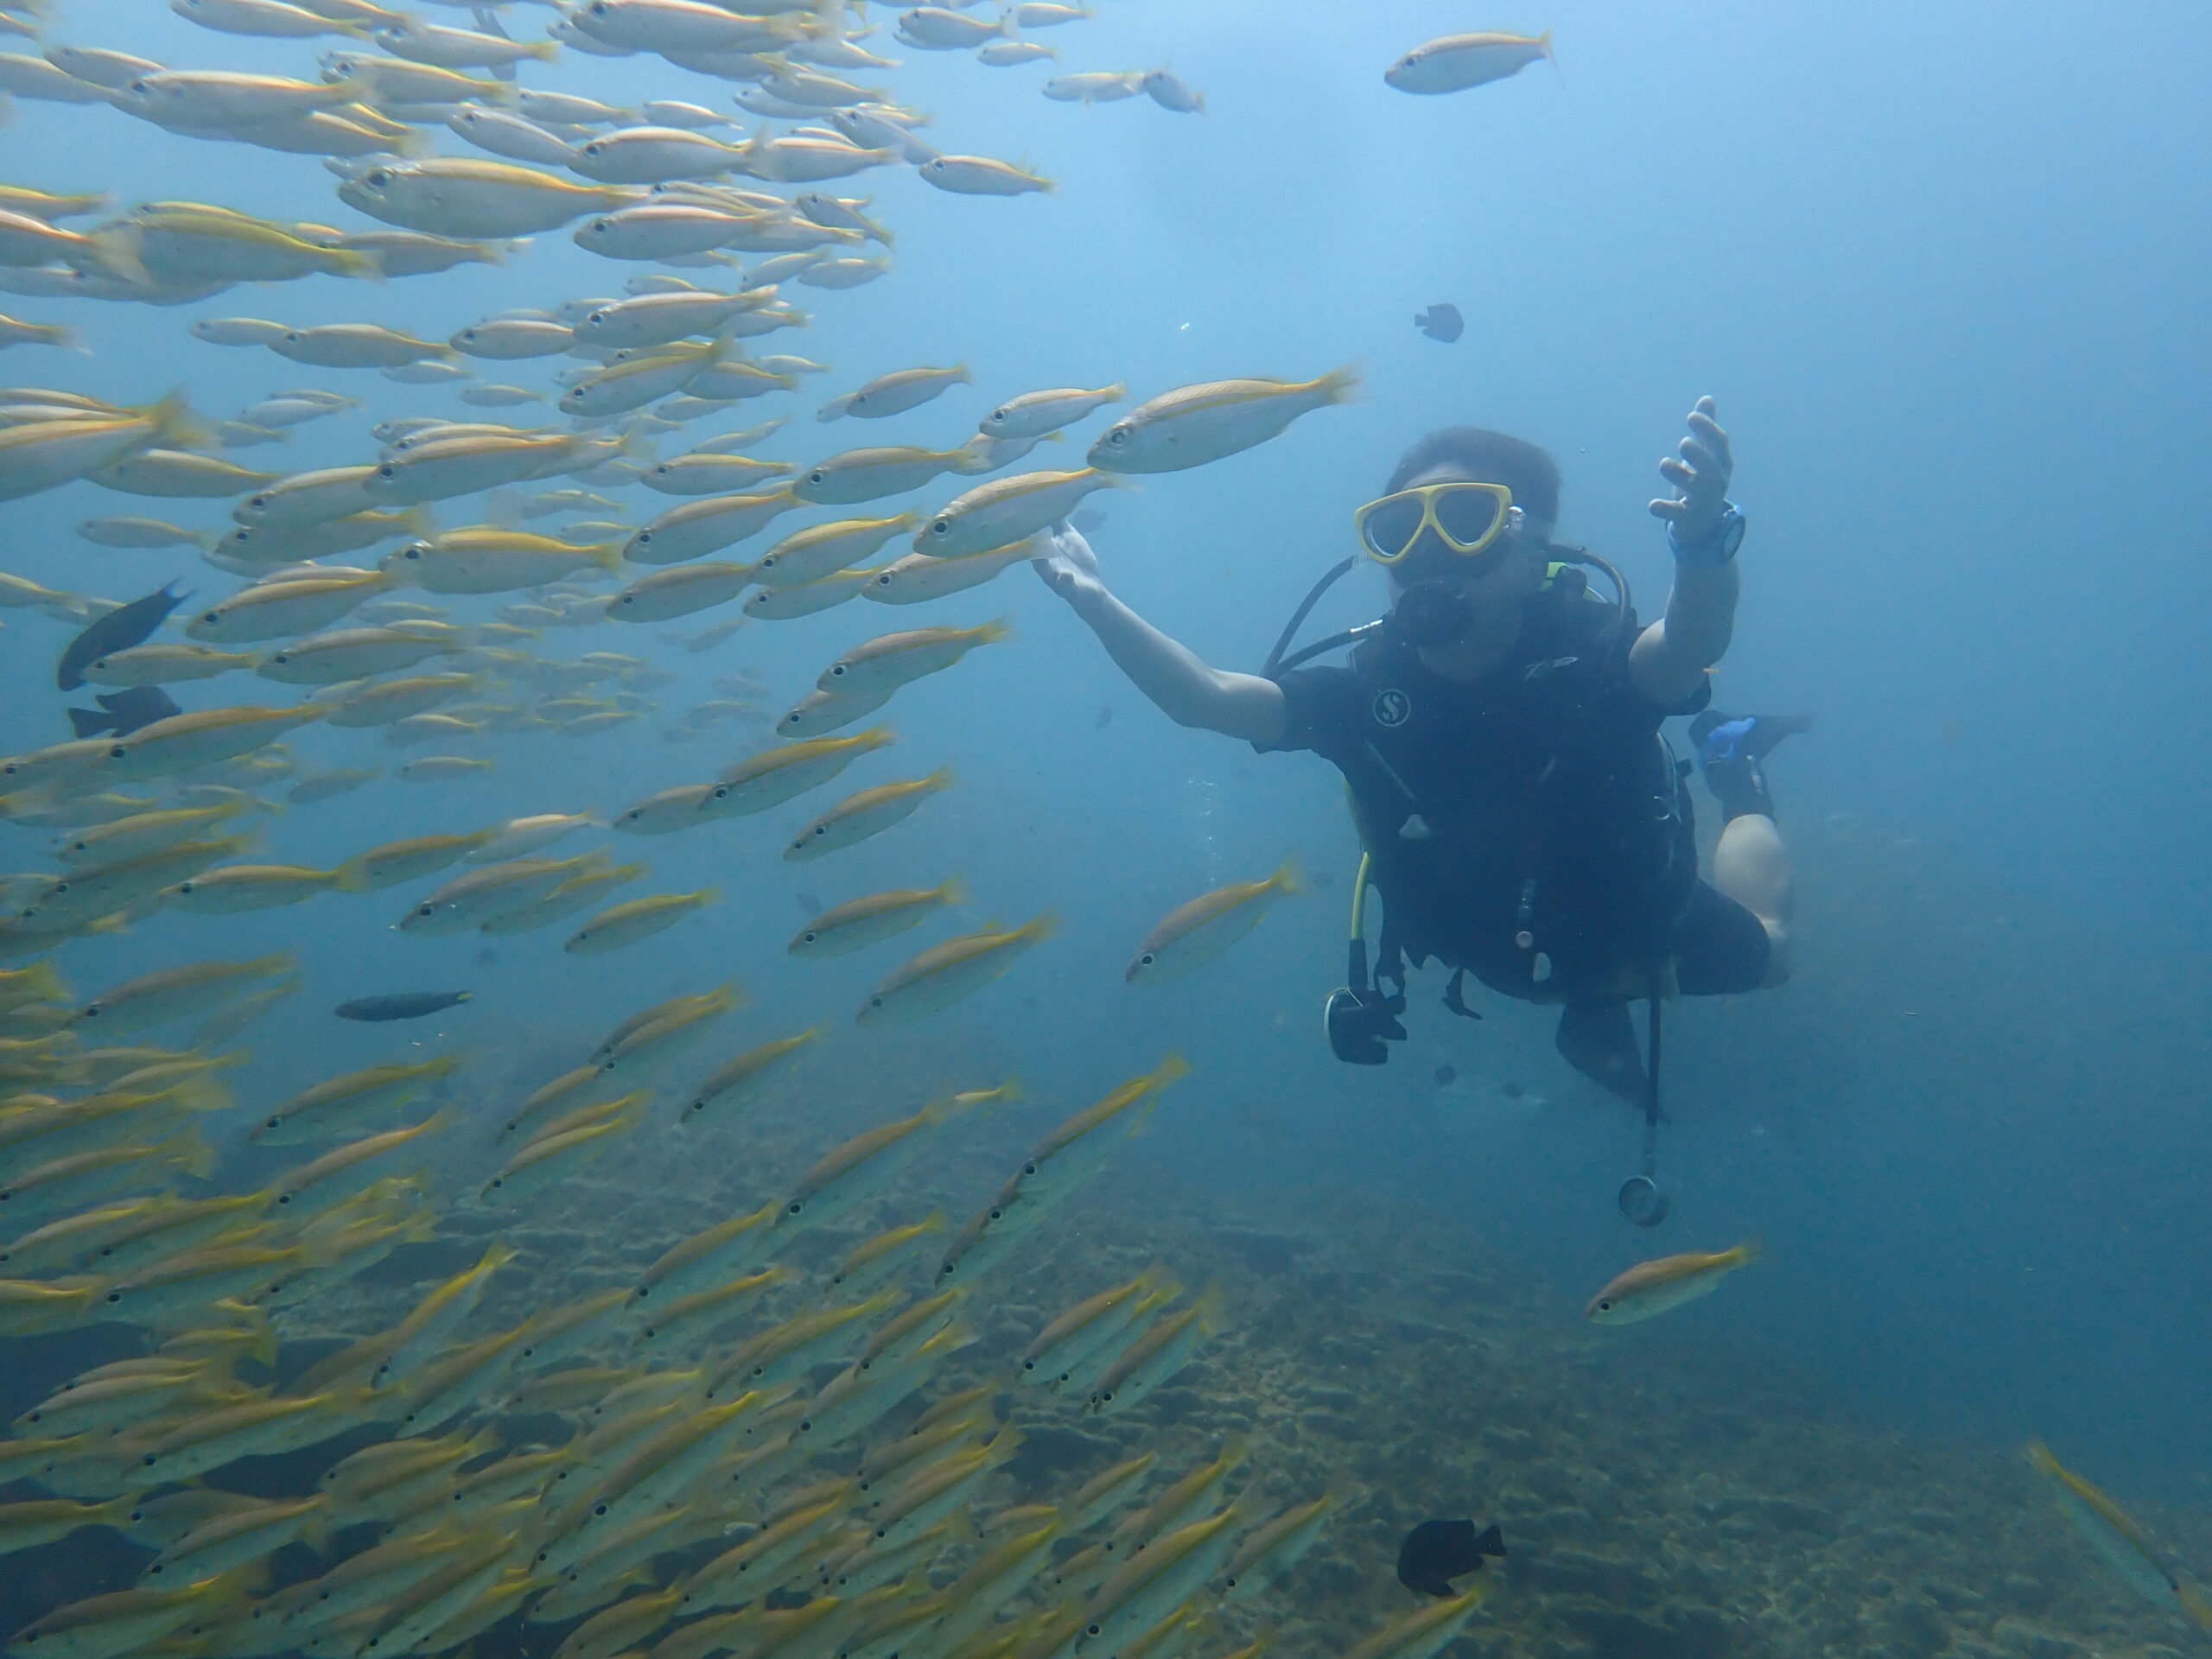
[1031,519,1105,608]
[1648,396,1733,544]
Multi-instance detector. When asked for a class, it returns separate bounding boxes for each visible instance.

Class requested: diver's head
[1362,429,1561,655]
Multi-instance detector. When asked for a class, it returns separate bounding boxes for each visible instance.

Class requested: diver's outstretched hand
[1031,520,1104,608]
[1649,395,1733,544]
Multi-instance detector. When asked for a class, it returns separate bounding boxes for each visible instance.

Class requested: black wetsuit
[1258,575,1768,1097]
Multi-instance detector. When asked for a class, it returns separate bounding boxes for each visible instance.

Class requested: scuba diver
[1033,397,1806,1217]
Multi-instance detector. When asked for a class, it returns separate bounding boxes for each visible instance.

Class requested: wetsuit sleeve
[1251,665,1363,758]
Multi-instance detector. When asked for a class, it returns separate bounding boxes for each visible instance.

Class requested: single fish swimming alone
[334,991,474,1023]
[1127,860,1306,985]
[1385,30,1555,95]
[1585,1240,1763,1325]
[2027,1443,2212,1630]
[1414,303,1464,344]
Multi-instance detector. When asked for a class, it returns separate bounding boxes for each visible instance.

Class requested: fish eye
[929,518,950,536]
[416,905,434,917]
[830,664,847,677]
[870,995,884,1007]
[808,469,826,484]
[365,171,390,188]
[378,464,396,478]
[1139,952,1155,966]
[786,1200,802,1214]
[1107,428,1128,445]
[802,930,817,943]
[105,747,125,760]
[1598,1299,1612,1311]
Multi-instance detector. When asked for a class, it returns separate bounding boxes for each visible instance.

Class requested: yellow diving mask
[1354,481,1520,565]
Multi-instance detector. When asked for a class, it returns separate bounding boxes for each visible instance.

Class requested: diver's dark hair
[1385,428,1561,533]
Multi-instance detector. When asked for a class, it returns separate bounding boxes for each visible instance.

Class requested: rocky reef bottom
[4,1125,2205,1659]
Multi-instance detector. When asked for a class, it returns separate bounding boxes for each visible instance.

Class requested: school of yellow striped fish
[0,0,1558,1656]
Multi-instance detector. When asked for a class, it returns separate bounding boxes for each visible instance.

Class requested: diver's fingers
[1648,493,1690,521]
[1677,437,1723,482]
[1656,455,1697,493]
[1686,407,1732,468]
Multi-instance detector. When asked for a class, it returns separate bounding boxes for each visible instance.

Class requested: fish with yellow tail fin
[1020,1272,1163,1391]
[1017,1053,1190,1211]
[2028,1443,2212,1630]
[1584,1241,1763,1325]
[372,1240,518,1389]
[563,889,718,955]
[858,913,1056,1025]
[3,1573,258,1659]
[816,620,1011,696]
[250,1055,461,1146]
[1343,1585,1494,1659]
[1127,861,1306,984]
[701,726,896,820]
[679,1028,822,1126]
[1088,368,1358,474]
[480,1104,644,1204]
[1086,1287,1223,1414]
[828,1211,948,1295]
[784,770,954,861]
[788,881,962,958]
[0,392,200,502]
[779,1087,1000,1232]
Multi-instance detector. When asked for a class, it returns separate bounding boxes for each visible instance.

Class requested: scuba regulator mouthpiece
[1389,578,1478,649]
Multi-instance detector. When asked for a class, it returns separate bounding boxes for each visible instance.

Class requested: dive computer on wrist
[1668,501,1745,569]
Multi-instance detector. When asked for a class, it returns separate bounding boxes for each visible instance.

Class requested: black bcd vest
[1338,582,1699,1002]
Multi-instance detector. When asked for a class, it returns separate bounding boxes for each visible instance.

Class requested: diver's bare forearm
[1630,561,1738,704]
[1066,582,1286,745]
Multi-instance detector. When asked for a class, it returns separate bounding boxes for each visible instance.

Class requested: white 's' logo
[1371,689,1412,728]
